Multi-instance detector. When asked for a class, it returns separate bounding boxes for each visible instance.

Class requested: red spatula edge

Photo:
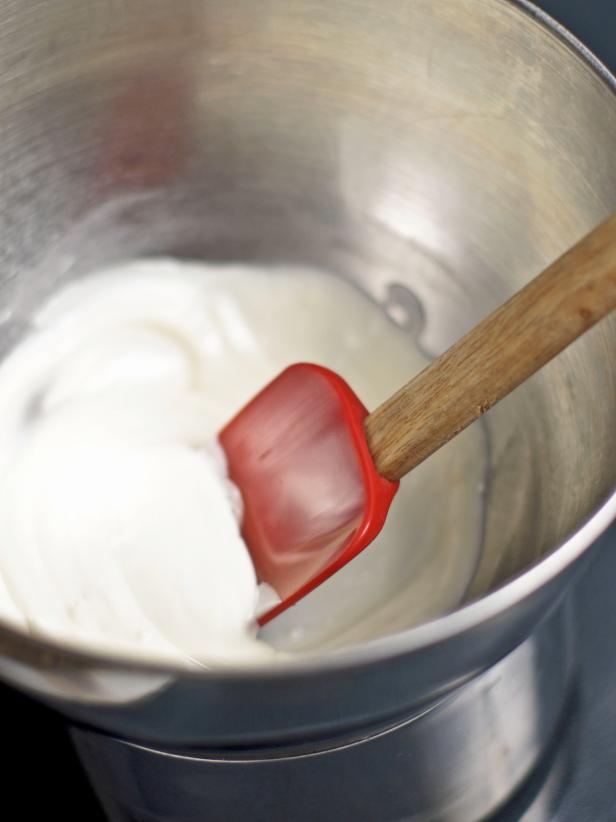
[255,363,399,626]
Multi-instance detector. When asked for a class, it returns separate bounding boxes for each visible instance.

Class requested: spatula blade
[219,363,398,624]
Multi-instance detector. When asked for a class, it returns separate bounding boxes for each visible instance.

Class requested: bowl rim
[0,0,614,683]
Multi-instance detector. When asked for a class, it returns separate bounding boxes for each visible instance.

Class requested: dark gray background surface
[0,2,613,819]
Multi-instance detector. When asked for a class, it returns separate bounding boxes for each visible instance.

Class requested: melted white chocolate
[0,261,485,666]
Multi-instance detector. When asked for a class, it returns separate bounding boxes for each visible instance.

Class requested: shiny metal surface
[0,0,612,819]
[496,530,616,821]
[73,602,574,822]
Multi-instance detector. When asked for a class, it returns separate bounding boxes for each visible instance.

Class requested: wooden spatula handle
[364,212,616,482]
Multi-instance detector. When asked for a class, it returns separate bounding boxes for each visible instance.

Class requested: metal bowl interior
[0,0,613,700]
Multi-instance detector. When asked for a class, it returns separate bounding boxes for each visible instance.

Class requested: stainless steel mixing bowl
[0,1,614,819]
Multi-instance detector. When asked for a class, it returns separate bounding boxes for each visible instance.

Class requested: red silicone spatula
[220,213,616,625]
